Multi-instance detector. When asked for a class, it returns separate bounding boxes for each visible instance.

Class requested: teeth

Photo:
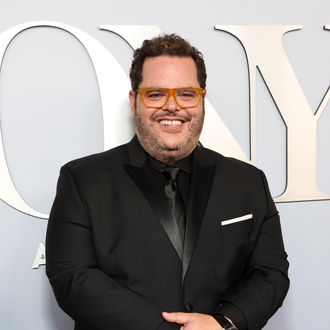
[159,120,182,126]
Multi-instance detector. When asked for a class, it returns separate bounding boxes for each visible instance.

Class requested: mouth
[159,119,183,126]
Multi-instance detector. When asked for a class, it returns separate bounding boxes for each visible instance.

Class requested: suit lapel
[124,137,216,276]
[125,137,183,261]
[182,147,216,280]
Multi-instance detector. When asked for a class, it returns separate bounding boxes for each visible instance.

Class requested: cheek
[135,109,156,126]
[143,110,160,123]
[141,112,153,123]
[189,110,203,122]
[195,108,205,119]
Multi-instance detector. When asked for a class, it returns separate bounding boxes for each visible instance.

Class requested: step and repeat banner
[0,0,329,329]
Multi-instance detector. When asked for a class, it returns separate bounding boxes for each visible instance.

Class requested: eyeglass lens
[142,88,202,108]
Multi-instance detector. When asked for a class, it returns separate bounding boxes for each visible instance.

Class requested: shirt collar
[147,150,193,175]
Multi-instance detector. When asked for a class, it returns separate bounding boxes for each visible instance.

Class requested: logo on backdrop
[0,22,328,268]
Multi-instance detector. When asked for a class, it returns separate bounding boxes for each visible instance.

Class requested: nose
[163,95,180,112]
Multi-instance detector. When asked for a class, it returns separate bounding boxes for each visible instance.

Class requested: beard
[134,108,204,164]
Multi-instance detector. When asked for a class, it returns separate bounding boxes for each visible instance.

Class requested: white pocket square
[221,213,253,226]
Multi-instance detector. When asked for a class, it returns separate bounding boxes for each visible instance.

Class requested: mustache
[153,110,191,121]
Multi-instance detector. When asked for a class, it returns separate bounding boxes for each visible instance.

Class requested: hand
[162,312,222,330]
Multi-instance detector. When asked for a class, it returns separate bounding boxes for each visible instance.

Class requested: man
[46,34,289,330]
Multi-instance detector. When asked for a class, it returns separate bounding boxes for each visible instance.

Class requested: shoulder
[199,147,273,210]
[63,141,130,176]
[196,146,269,194]
[197,146,261,176]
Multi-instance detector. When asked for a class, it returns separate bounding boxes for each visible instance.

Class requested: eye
[177,90,197,99]
[145,90,167,100]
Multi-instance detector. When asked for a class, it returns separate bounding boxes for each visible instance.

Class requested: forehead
[140,55,199,88]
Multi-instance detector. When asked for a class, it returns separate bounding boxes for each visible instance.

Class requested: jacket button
[185,303,193,312]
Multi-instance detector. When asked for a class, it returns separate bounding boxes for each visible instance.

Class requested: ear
[129,90,136,119]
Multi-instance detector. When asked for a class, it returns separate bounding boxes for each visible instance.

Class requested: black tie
[161,167,186,260]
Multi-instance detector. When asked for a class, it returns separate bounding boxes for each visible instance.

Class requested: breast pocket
[215,213,254,283]
[220,213,253,236]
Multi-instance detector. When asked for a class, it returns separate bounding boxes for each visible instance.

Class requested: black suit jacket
[46,136,289,330]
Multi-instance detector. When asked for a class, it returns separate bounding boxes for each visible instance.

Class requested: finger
[162,312,191,324]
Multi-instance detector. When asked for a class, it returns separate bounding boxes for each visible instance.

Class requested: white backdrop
[0,0,329,329]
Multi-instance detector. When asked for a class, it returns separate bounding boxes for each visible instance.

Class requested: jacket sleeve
[46,165,179,330]
[214,170,290,330]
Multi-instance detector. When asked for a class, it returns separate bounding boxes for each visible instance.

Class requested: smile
[159,120,183,126]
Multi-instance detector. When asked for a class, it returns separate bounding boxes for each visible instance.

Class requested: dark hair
[129,33,207,91]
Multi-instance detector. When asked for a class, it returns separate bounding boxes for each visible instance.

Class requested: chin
[159,136,185,150]
[160,141,182,151]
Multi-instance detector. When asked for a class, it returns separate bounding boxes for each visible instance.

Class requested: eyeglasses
[136,87,205,109]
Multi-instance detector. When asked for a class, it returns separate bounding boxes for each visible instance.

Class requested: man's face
[129,55,205,163]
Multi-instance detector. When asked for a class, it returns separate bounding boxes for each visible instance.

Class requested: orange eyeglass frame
[136,87,206,109]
